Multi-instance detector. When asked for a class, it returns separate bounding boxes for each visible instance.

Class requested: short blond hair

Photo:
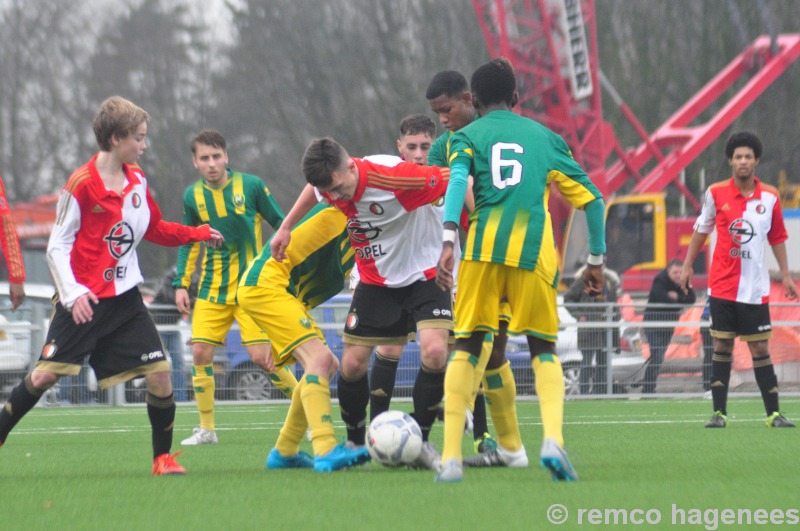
[92,96,149,151]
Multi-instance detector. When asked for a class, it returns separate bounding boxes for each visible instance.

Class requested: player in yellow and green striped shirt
[174,130,298,446]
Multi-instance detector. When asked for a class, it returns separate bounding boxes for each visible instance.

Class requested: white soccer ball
[366,410,423,467]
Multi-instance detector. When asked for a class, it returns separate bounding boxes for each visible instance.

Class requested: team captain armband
[443,229,457,244]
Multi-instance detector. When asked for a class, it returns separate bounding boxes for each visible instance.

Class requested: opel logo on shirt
[728,218,755,245]
[347,219,382,242]
[104,221,136,258]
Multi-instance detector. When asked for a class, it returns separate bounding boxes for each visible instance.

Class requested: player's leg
[741,303,793,427]
[340,283,406,446]
[510,269,577,481]
[705,297,737,427]
[369,344,404,421]
[1,299,85,447]
[338,343,373,446]
[236,306,298,398]
[91,289,184,475]
[437,262,500,482]
[183,299,235,445]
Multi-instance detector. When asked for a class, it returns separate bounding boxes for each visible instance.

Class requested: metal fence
[1,299,798,405]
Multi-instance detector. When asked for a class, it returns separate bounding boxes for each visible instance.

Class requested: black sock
[752,355,780,415]
[0,375,44,444]
[710,352,732,415]
[146,392,176,458]
[337,373,369,445]
[472,390,489,440]
[411,364,445,442]
[369,351,399,421]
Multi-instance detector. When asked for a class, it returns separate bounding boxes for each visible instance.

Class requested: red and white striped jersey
[319,155,449,288]
[694,177,788,304]
[48,154,211,309]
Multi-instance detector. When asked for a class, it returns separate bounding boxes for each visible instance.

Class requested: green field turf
[0,397,797,530]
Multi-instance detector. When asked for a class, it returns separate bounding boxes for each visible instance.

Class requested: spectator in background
[564,266,621,395]
[642,259,696,393]
[0,175,25,311]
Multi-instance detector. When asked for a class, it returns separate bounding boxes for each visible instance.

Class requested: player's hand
[175,288,192,318]
[71,291,99,324]
[206,228,224,249]
[679,264,693,295]
[582,264,604,296]
[271,226,292,262]
[436,244,455,291]
[9,282,25,311]
[783,275,799,300]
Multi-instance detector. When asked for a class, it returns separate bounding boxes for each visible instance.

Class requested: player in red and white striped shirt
[681,131,797,428]
[0,97,223,474]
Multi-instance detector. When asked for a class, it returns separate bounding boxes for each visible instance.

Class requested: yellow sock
[267,366,299,398]
[532,354,565,447]
[301,374,336,456]
[192,364,216,431]
[483,361,522,452]
[442,350,478,463]
[469,337,493,411]
[275,378,308,456]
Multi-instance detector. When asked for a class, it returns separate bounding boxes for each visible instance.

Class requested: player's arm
[581,197,606,296]
[255,179,286,231]
[771,242,798,300]
[143,186,222,248]
[0,180,26,310]
[271,184,318,262]
[436,159,469,291]
[680,189,715,294]
[46,190,96,321]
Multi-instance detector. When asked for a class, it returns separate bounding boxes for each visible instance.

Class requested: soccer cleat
[152,451,186,475]
[474,433,498,454]
[766,412,795,428]
[540,438,578,481]
[266,448,314,469]
[181,427,218,446]
[704,411,728,428]
[313,443,371,473]
[435,458,464,483]
[464,445,528,468]
[407,441,441,471]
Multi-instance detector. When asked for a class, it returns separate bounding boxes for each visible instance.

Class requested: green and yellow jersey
[174,169,284,304]
[428,131,452,168]
[449,110,602,285]
[241,203,354,310]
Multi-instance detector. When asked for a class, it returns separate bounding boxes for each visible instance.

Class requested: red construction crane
[472,0,800,291]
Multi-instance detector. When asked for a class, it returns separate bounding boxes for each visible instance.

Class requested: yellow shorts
[454,260,558,341]
[191,298,269,346]
[236,284,326,367]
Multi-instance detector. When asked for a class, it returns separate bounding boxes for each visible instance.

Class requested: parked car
[506,297,646,396]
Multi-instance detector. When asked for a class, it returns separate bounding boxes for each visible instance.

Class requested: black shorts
[36,288,169,388]
[344,278,453,345]
[709,296,772,341]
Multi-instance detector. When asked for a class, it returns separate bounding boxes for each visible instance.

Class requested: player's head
[398,114,435,165]
[192,130,229,186]
[426,70,474,132]
[302,137,358,200]
[93,96,149,157]
[470,57,518,115]
[725,131,761,180]
[724,131,762,160]
[191,129,227,154]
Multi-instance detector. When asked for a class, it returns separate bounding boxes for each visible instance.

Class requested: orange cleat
[152,451,186,476]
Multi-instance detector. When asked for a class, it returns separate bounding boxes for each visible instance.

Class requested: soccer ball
[366,410,423,467]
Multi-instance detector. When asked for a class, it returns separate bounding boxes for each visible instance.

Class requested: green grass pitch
[0,397,797,530]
